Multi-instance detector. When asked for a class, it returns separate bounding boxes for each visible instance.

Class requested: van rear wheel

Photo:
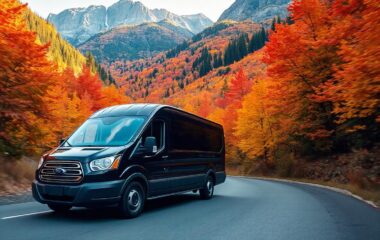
[48,204,72,213]
[118,181,145,218]
[199,175,214,200]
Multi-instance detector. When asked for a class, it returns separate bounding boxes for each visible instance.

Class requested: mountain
[108,20,263,100]
[25,8,86,74]
[48,0,213,46]
[151,10,213,34]
[47,6,107,47]
[78,20,193,63]
[157,19,194,39]
[218,0,291,23]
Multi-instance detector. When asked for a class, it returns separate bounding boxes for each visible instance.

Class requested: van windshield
[65,116,145,147]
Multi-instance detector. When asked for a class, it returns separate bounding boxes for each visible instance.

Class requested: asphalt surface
[0,177,379,240]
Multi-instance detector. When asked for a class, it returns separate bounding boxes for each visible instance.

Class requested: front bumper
[32,180,125,207]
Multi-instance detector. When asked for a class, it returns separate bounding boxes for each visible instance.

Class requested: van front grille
[39,161,83,184]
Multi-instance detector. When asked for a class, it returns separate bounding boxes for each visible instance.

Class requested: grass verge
[0,156,36,196]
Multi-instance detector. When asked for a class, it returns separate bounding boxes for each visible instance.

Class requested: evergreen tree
[108,70,115,85]
[271,17,276,32]
[193,47,213,77]
[237,33,248,60]
[166,41,189,58]
[224,33,249,66]
[85,51,97,72]
[248,28,268,54]
[277,16,282,24]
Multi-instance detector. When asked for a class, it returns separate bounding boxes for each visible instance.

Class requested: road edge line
[1,210,52,220]
[231,175,379,209]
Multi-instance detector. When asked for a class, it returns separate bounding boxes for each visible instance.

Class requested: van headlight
[90,156,120,171]
[37,157,44,169]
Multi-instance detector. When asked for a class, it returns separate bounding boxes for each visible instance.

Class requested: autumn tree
[224,68,251,103]
[0,1,56,155]
[263,0,336,154]
[235,78,275,164]
[320,0,380,135]
[197,93,213,118]
[73,66,103,110]
[41,83,92,148]
[99,85,131,108]
[222,68,252,147]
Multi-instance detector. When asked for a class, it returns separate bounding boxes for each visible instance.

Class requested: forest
[0,0,129,157]
[0,0,379,195]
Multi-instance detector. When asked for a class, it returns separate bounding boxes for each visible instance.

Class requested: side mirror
[144,136,157,155]
[59,138,66,146]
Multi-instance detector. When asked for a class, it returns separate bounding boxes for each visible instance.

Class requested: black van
[32,104,226,218]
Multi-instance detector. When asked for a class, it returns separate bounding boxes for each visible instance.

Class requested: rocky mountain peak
[48,0,213,46]
[218,0,291,23]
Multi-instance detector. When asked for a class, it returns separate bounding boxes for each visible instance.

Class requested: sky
[21,0,235,22]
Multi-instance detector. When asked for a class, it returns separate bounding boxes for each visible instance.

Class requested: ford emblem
[54,168,66,175]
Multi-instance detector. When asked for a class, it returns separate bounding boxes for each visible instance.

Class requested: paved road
[0,177,379,240]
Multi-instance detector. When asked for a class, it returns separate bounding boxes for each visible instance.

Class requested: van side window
[170,117,222,152]
[141,120,165,149]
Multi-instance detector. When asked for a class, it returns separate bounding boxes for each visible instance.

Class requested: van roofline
[90,104,222,128]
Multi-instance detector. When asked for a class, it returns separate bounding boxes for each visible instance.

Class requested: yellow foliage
[235,78,275,161]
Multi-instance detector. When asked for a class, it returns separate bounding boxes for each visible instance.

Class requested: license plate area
[44,185,64,196]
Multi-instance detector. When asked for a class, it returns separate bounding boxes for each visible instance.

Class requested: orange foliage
[235,0,380,163]
[0,0,55,153]
[0,1,129,155]
[222,68,252,144]
[2,0,378,166]
[100,85,131,108]
[321,0,380,124]
[263,0,337,151]
[74,66,103,110]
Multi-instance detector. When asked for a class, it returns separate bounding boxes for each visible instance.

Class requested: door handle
[162,155,168,159]
[163,167,169,172]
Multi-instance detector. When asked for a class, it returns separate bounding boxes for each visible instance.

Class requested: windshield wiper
[64,141,72,147]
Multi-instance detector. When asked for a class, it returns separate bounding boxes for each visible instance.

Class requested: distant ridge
[78,20,193,63]
[48,0,213,46]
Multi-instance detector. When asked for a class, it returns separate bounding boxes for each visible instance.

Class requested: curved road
[0,177,379,240]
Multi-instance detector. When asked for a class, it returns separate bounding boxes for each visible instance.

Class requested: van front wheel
[199,175,214,200]
[118,181,145,218]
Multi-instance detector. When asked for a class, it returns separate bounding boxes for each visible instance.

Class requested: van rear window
[170,117,222,152]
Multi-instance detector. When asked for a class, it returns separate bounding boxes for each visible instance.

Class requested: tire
[118,181,146,219]
[199,175,214,200]
[48,204,72,213]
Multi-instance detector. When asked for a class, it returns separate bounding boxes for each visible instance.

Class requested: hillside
[108,0,380,187]
[25,9,86,74]
[109,20,264,100]
[78,20,193,63]
[48,0,213,46]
